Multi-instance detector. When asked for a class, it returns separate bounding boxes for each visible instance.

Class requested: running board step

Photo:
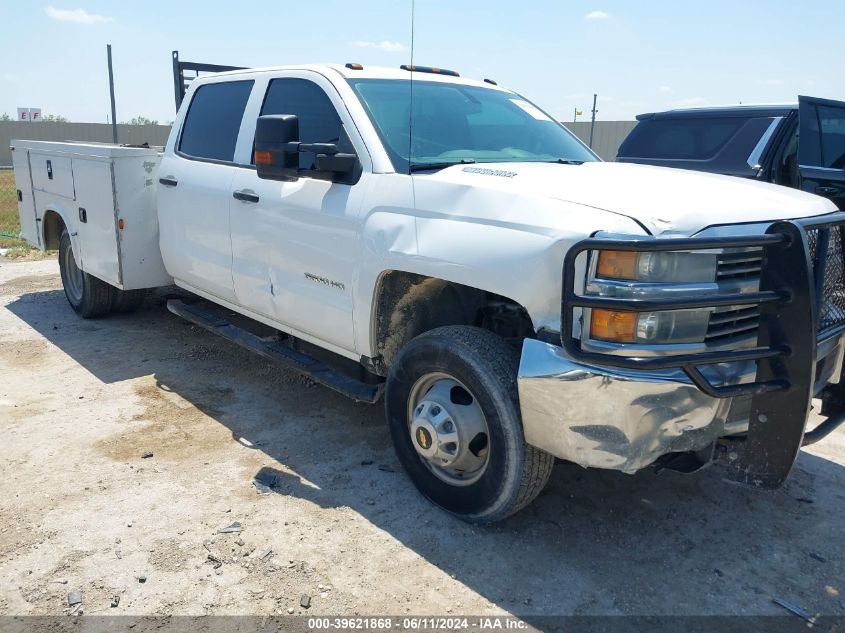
[167,299,383,403]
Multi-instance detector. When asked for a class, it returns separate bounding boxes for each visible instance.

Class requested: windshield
[348,78,598,172]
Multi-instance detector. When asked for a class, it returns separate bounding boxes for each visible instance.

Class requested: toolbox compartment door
[72,158,121,286]
[29,152,75,199]
[11,149,38,245]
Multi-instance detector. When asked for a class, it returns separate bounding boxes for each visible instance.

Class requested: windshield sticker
[462,167,517,178]
[509,99,553,121]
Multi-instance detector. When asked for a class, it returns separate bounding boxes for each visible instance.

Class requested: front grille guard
[561,213,845,488]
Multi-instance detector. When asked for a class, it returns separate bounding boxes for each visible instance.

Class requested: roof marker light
[484,78,497,85]
[400,64,460,77]
[345,63,364,70]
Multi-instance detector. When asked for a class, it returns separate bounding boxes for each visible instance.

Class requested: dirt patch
[94,380,233,462]
[1,273,62,297]
[0,337,51,368]
[0,500,60,572]
[147,538,193,573]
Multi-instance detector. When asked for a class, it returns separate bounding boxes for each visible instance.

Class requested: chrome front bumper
[517,338,749,473]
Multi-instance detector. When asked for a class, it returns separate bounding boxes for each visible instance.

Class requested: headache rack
[171,50,247,111]
[562,213,845,488]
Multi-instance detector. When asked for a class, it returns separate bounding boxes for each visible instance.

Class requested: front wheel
[385,326,554,524]
[58,229,113,318]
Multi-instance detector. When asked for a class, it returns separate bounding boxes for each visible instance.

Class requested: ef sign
[17,108,42,122]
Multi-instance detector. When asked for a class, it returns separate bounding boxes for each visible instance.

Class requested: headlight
[587,248,718,345]
[590,308,710,344]
[596,250,717,283]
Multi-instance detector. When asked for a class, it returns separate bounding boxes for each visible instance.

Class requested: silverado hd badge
[462,166,517,178]
[304,272,345,291]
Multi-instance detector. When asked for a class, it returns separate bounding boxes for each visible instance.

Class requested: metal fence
[0,167,20,245]
[562,120,638,160]
[0,121,171,167]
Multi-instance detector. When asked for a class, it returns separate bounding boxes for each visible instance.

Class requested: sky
[1,1,843,124]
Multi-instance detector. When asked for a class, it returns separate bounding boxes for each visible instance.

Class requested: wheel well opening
[371,271,534,374]
[42,211,65,250]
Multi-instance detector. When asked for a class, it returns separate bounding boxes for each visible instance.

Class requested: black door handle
[815,186,838,196]
[233,190,260,203]
[158,176,178,187]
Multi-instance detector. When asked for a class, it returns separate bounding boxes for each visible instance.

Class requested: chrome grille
[706,250,764,345]
[715,249,763,280]
[705,305,760,343]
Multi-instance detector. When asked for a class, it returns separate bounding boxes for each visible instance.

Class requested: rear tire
[111,288,147,313]
[385,326,554,524]
[58,229,113,318]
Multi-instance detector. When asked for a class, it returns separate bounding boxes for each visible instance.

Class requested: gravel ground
[1,256,844,619]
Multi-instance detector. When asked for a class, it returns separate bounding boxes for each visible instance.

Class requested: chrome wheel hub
[408,373,490,486]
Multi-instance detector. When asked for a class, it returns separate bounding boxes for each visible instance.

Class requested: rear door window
[178,80,254,162]
[817,105,845,169]
[621,117,754,160]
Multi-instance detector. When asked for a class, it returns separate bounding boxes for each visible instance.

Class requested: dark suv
[617,96,845,210]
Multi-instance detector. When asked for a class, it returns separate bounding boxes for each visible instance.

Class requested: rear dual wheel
[111,288,147,313]
[386,326,554,524]
[58,228,146,317]
[59,229,113,318]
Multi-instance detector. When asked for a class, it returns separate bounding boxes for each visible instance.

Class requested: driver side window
[258,78,345,171]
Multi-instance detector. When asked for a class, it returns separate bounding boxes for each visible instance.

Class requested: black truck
[617,96,845,211]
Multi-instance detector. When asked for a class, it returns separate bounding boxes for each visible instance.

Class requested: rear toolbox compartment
[11,140,172,290]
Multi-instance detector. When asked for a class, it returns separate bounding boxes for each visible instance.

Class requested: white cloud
[757,78,784,86]
[584,10,610,20]
[670,96,708,108]
[658,86,673,93]
[45,5,112,25]
[351,40,406,53]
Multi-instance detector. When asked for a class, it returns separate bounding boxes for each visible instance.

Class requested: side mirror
[255,114,361,184]
[255,114,300,181]
[314,146,358,178]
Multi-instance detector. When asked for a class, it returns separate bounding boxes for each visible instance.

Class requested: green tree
[0,112,11,121]
[43,114,68,122]
[124,116,160,125]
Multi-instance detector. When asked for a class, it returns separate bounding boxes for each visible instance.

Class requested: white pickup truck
[11,59,845,523]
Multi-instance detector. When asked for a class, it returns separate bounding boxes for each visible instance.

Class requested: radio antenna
[407,0,415,175]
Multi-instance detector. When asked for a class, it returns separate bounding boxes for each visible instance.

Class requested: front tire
[385,326,554,524]
[58,229,113,318]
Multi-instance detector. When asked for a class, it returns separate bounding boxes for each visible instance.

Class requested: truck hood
[421,161,838,235]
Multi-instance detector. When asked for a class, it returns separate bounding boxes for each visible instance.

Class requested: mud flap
[720,221,816,488]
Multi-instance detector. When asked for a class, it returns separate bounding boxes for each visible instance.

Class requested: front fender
[356,212,578,356]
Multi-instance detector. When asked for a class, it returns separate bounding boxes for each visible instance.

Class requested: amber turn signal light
[590,308,637,343]
[254,150,273,165]
[596,250,638,280]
